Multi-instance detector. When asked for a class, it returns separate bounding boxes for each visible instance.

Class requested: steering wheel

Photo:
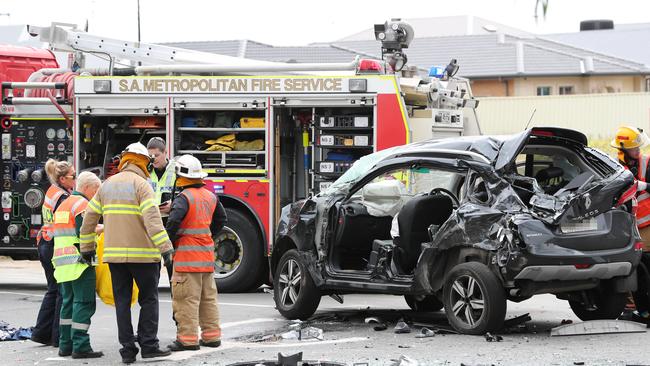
[429,187,460,207]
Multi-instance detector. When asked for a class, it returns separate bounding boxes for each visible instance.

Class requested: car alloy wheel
[278,258,302,306]
[449,275,485,327]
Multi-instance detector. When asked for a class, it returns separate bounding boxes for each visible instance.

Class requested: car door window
[516,151,583,193]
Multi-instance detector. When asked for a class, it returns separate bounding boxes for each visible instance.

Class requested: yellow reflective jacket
[79,164,173,263]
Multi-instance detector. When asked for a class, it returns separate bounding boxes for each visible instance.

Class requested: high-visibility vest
[149,162,176,205]
[173,187,217,273]
[52,195,89,282]
[630,155,650,228]
[38,185,69,243]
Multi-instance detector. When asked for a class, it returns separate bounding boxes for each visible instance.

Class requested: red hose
[27,72,77,101]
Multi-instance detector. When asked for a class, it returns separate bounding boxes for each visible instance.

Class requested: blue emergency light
[429,66,445,78]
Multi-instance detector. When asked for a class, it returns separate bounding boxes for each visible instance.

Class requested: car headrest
[535,166,564,182]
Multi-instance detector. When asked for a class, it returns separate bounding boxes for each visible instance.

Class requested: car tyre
[214,208,264,293]
[273,249,321,320]
[569,290,627,321]
[405,295,444,312]
[443,262,507,335]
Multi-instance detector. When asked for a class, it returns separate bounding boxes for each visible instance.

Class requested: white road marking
[221,318,283,328]
[164,337,369,361]
[0,291,44,298]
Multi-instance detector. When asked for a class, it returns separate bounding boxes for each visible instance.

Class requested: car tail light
[635,241,644,251]
[531,129,554,137]
[357,59,384,74]
[616,182,638,213]
[574,264,592,269]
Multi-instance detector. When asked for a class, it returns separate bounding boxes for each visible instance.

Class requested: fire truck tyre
[273,249,321,320]
[405,294,444,312]
[569,290,627,321]
[443,262,507,335]
[214,208,264,293]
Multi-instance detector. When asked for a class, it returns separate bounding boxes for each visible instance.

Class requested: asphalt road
[0,258,649,365]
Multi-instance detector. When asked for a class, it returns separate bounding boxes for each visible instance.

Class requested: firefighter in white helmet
[79,142,174,363]
[165,154,227,351]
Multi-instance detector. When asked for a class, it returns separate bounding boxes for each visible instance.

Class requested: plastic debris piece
[398,345,411,348]
[373,323,388,331]
[574,362,585,365]
[415,327,435,338]
[550,320,647,337]
[560,319,573,325]
[365,317,388,331]
[390,355,419,366]
[300,326,324,341]
[280,330,299,340]
[484,332,503,342]
[503,313,531,328]
[394,320,411,334]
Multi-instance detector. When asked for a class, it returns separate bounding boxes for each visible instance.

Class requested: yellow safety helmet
[610,126,650,150]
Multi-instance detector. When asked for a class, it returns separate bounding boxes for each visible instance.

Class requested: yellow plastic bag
[95,233,139,307]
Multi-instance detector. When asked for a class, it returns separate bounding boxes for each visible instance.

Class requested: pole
[137,0,141,43]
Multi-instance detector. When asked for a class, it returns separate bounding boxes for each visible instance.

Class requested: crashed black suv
[271,127,642,335]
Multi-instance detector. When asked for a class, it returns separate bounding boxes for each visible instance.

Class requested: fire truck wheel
[214,208,264,292]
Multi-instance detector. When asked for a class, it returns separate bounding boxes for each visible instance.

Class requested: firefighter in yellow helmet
[612,126,650,324]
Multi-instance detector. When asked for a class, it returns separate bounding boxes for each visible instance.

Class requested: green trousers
[59,266,96,353]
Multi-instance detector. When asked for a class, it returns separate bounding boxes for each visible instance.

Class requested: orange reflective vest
[52,195,89,282]
[173,187,217,273]
[632,155,650,228]
[38,185,69,243]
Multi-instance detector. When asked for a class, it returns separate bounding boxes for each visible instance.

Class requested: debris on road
[573,362,585,365]
[394,320,411,334]
[484,332,503,342]
[280,326,324,341]
[503,313,531,329]
[560,319,573,325]
[390,355,419,366]
[0,321,32,341]
[550,320,647,337]
[227,352,347,366]
[415,327,435,338]
[364,317,388,331]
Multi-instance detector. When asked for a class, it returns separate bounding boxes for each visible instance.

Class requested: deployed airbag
[361,180,407,217]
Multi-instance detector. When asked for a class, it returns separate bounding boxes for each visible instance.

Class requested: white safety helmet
[122,142,151,158]
[175,154,207,179]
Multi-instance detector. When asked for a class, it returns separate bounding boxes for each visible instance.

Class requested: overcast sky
[1,0,649,46]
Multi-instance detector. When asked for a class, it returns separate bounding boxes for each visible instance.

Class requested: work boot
[141,348,172,359]
[168,340,200,352]
[619,310,650,324]
[200,339,221,348]
[58,349,72,357]
[119,346,139,364]
[72,350,104,359]
[29,335,51,346]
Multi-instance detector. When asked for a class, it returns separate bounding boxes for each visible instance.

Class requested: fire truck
[0,21,479,292]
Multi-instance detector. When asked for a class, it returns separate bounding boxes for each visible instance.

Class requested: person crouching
[165,155,227,351]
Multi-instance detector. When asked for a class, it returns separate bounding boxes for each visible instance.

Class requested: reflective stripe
[176,245,214,252]
[104,247,159,253]
[201,329,221,338]
[79,233,96,244]
[140,198,155,212]
[70,198,86,216]
[71,322,90,331]
[60,318,72,325]
[103,205,142,215]
[639,215,650,225]
[44,190,65,208]
[53,228,77,237]
[177,228,212,235]
[53,255,81,266]
[174,261,215,268]
[151,231,170,246]
[104,253,161,258]
[641,156,649,181]
[87,199,102,214]
[639,192,650,201]
[178,334,199,341]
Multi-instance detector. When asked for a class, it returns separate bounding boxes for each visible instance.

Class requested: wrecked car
[271,127,642,335]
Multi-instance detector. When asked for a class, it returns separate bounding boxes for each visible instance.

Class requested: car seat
[534,166,564,194]
[392,194,453,274]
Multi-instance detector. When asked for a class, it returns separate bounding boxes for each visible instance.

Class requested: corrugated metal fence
[476,93,650,140]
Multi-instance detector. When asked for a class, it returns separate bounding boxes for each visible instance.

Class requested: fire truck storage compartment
[1,117,71,257]
[173,98,267,177]
[274,103,374,208]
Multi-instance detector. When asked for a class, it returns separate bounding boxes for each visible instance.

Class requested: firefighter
[79,142,174,364]
[147,137,176,218]
[165,155,227,351]
[52,172,103,358]
[611,126,650,324]
[31,159,75,347]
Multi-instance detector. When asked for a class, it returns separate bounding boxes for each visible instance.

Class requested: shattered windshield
[321,146,401,195]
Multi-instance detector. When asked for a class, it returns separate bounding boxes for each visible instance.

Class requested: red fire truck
[1,22,478,292]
